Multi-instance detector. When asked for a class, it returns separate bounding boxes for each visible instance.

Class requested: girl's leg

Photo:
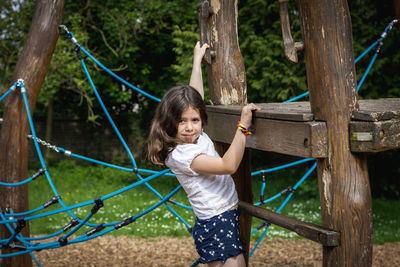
[223,253,246,267]
[207,260,224,267]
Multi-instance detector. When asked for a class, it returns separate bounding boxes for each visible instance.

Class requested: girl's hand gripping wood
[191,103,260,175]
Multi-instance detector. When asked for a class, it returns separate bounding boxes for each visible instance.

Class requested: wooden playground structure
[198,0,399,266]
[0,0,399,266]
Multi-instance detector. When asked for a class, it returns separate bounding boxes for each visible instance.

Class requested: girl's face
[176,106,202,144]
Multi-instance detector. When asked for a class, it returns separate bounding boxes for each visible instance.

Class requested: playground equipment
[197,0,399,266]
[0,0,399,266]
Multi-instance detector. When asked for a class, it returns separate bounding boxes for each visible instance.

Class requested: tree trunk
[197,0,252,264]
[0,1,64,266]
[296,0,372,266]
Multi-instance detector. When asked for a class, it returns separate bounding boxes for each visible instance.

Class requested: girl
[148,42,259,267]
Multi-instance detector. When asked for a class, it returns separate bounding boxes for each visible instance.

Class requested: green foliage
[238,0,308,103]
[349,0,400,99]
[0,0,34,87]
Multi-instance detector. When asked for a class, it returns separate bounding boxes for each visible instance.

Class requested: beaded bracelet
[237,121,252,136]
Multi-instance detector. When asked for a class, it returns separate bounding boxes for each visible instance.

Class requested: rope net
[0,20,397,266]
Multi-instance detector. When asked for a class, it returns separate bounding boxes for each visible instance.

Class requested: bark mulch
[30,236,400,266]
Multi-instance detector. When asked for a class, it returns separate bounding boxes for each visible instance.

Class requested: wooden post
[0,1,64,266]
[198,0,247,105]
[197,0,252,264]
[296,0,373,266]
[395,0,400,28]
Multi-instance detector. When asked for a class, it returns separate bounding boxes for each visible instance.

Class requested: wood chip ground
[28,236,400,266]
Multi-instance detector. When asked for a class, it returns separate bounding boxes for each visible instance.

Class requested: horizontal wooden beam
[350,119,400,152]
[205,109,328,158]
[239,201,340,247]
[206,99,400,156]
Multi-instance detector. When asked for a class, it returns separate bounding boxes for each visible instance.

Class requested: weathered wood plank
[205,108,327,158]
[239,201,340,246]
[207,102,314,122]
[207,98,400,122]
[350,119,400,152]
[353,98,400,121]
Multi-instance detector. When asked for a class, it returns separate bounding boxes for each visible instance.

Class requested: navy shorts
[192,208,244,263]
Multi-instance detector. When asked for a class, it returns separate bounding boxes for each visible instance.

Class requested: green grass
[28,160,400,244]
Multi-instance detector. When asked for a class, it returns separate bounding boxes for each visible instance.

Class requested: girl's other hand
[193,41,209,64]
[240,103,260,129]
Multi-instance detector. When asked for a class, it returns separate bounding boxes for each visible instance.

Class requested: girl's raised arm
[189,42,209,99]
[191,103,260,175]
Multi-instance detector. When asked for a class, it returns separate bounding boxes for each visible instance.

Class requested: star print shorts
[192,207,244,263]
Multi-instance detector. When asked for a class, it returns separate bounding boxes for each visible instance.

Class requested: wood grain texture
[206,0,247,105]
[205,110,328,158]
[0,1,64,266]
[297,0,372,266]
[353,98,400,122]
[239,201,340,246]
[350,119,400,152]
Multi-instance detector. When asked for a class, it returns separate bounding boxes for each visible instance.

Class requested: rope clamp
[280,186,295,195]
[255,221,271,231]
[32,168,47,180]
[63,218,80,232]
[259,221,271,229]
[91,197,104,214]
[16,79,26,93]
[58,25,78,45]
[64,150,72,157]
[115,217,135,230]
[16,78,24,87]
[44,196,61,208]
[74,45,83,60]
[10,82,17,91]
[33,242,43,252]
[15,218,26,232]
[58,237,68,246]
[7,242,27,250]
[260,171,266,204]
[167,199,177,205]
[86,224,105,236]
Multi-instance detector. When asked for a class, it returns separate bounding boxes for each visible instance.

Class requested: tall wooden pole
[395,0,400,28]
[296,0,372,266]
[197,0,252,264]
[0,1,64,266]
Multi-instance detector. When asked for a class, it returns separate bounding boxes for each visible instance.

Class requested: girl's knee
[223,253,246,267]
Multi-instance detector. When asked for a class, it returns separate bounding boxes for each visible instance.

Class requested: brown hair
[147,85,207,165]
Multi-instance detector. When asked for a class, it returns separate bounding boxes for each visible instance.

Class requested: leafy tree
[0,0,34,87]
[349,0,400,99]
[238,0,307,103]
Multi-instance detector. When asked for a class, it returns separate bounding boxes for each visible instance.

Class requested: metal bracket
[278,0,304,63]
[351,132,373,142]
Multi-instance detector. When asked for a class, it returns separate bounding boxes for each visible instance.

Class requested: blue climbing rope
[1,19,397,266]
[284,19,398,103]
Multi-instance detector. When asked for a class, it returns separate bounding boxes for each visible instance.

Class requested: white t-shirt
[165,131,239,220]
